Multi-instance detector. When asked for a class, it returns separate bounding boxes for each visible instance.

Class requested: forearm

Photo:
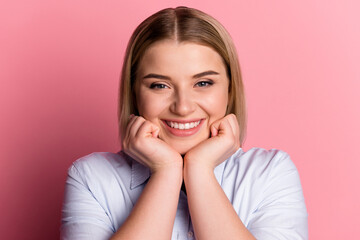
[110,167,182,240]
[184,163,255,240]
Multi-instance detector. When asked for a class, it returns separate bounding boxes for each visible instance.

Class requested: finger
[210,123,219,137]
[210,117,231,137]
[128,116,146,138]
[210,118,221,137]
[123,115,136,144]
[152,126,160,138]
[226,114,239,137]
[225,114,240,147]
[124,115,139,140]
[136,120,160,139]
[126,114,136,129]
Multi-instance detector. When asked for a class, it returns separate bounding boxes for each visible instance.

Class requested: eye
[195,80,213,87]
[150,83,169,89]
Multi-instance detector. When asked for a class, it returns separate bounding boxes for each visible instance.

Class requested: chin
[169,141,199,155]
[161,133,209,156]
[170,145,189,155]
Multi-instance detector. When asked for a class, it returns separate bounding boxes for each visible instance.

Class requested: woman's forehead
[137,40,227,78]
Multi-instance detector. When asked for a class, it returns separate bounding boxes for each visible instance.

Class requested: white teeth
[166,120,201,130]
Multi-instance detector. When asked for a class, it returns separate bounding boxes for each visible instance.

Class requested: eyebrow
[143,73,170,80]
[193,70,219,79]
[142,70,219,80]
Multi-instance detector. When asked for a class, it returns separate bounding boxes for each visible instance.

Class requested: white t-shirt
[61,148,308,239]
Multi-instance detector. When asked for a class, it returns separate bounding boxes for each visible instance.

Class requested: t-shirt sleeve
[61,164,114,240]
[247,152,308,240]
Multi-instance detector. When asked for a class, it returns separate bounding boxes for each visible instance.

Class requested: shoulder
[67,151,131,185]
[222,147,303,201]
[62,152,136,235]
[225,147,296,177]
[230,147,292,164]
[222,148,307,236]
[229,149,308,238]
[224,147,305,204]
[71,151,129,171]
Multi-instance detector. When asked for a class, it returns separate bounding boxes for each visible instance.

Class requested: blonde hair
[118,6,247,145]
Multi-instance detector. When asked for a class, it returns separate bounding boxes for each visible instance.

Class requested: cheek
[136,93,166,120]
[200,91,228,120]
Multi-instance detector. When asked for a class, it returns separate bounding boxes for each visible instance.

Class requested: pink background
[1,0,359,239]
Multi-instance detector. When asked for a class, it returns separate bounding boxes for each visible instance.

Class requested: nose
[170,89,196,116]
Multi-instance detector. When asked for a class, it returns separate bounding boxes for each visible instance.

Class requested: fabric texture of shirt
[61,147,308,239]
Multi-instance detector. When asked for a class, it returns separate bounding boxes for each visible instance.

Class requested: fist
[123,115,183,173]
[184,114,240,170]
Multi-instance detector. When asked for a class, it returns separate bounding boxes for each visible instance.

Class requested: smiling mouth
[161,119,204,137]
[165,120,201,130]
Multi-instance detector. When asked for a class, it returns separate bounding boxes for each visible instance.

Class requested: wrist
[150,154,183,172]
[151,163,183,181]
[184,155,214,172]
[183,160,214,182]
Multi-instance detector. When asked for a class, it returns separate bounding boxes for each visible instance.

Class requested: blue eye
[195,81,213,87]
[150,83,168,89]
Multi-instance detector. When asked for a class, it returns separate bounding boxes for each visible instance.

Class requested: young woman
[61,7,308,240]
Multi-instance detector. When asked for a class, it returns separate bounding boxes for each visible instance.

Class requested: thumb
[151,125,160,138]
[211,124,219,137]
[210,119,226,137]
[210,117,232,137]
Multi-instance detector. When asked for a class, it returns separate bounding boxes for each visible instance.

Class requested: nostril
[170,97,196,116]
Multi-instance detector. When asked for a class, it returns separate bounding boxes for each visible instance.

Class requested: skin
[111,40,255,240]
[133,40,230,156]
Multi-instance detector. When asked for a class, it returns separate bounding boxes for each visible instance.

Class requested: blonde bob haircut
[118,6,247,146]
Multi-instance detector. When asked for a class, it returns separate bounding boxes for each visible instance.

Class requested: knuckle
[228,114,236,121]
[143,121,152,128]
[137,116,146,122]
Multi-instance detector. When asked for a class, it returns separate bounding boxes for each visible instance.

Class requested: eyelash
[149,80,214,89]
[195,80,213,87]
[150,83,168,89]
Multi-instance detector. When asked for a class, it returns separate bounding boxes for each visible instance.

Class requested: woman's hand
[114,115,183,240]
[184,114,240,170]
[183,114,254,240]
[123,115,183,174]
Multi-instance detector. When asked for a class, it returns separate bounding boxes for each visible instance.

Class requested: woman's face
[135,40,229,154]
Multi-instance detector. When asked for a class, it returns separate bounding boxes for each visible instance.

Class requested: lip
[161,119,205,137]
